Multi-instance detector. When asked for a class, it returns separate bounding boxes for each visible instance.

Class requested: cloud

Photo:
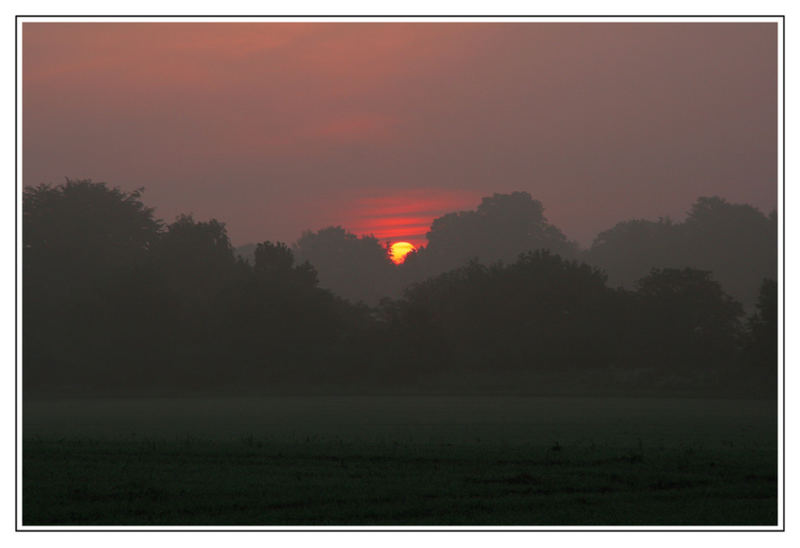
[343,189,482,245]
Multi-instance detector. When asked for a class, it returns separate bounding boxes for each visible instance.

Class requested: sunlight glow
[389,241,416,264]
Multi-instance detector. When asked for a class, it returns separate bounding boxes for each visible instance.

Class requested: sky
[22,22,778,248]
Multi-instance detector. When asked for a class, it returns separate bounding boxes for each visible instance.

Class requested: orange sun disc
[389,241,416,264]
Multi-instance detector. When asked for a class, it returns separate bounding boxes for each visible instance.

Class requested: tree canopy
[293,226,397,304]
[401,192,577,283]
[22,180,777,398]
[583,196,776,309]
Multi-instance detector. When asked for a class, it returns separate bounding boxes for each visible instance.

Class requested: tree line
[23,179,777,397]
[259,191,776,309]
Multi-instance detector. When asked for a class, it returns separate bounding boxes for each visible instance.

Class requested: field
[22,397,778,527]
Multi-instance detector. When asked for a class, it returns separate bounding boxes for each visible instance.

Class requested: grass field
[22,397,778,526]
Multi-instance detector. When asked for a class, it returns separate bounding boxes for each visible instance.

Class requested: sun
[389,241,416,264]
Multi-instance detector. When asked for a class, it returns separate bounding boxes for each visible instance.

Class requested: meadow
[22,397,778,526]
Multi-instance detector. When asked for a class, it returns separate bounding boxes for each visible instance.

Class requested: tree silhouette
[584,196,776,309]
[682,197,777,308]
[400,192,577,284]
[24,179,161,292]
[582,217,683,288]
[150,214,238,301]
[632,268,744,387]
[23,179,162,393]
[254,241,319,288]
[741,278,778,396]
[221,240,374,388]
[293,226,396,304]
[21,180,775,397]
[387,251,620,390]
[140,214,244,387]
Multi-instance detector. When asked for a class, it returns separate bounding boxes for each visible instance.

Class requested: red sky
[22,22,778,248]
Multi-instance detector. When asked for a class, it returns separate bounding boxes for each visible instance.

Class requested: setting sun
[389,241,416,264]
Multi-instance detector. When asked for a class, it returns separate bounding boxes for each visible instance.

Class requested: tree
[584,197,776,309]
[582,218,682,289]
[405,192,577,282]
[254,241,318,288]
[741,278,778,396]
[149,214,239,302]
[633,268,744,385]
[24,179,161,294]
[682,197,776,308]
[137,215,244,387]
[222,240,365,387]
[293,226,396,304]
[23,179,163,393]
[387,251,620,389]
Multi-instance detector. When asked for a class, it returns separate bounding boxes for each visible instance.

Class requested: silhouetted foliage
[140,215,243,387]
[150,214,238,301]
[24,179,161,292]
[741,279,778,396]
[234,242,257,264]
[383,251,622,390]
[293,226,396,305]
[400,192,578,283]
[630,268,745,388]
[22,181,777,398]
[683,197,777,308]
[254,240,319,287]
[583,218,681,286]
[23,179,162,392]
[584,197,776,309]
[255,241,293,273]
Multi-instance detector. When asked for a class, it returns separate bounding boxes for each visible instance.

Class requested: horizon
[23,179,778,252]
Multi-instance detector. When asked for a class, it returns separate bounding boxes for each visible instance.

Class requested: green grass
[22,397,778,526]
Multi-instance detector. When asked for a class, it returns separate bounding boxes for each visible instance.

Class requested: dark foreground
[23,397,777,526]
